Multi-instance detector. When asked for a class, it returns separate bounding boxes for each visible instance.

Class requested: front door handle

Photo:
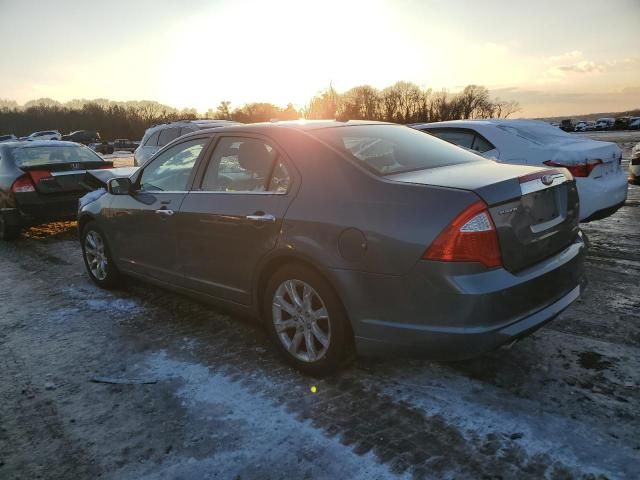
[246,213,276,223]
[155,209,174,216]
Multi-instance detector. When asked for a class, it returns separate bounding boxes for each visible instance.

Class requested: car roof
[410,119,552,130]
[0,140,85,149]
[144,119,241,133]
[193,119,394,135]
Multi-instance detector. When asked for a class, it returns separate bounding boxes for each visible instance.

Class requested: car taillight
[28,170,52,183]
[423,200,502,268]
[543,159,602,177]
[11,175,36,193]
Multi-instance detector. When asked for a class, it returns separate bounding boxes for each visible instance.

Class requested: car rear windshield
[310,124,485,176]
[10,145,103,167]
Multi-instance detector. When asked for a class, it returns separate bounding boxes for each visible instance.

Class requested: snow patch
[85,297,143,314]
[120,351,402,480]
[78,188,106,209]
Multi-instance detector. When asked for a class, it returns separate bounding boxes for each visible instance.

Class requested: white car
[595,118,615,130]
[0,134,17,142]
[412,119,628,221]
[27,130,62,141]
[574,121,588,132]
[630,143,640,184]
[134,119,241,167]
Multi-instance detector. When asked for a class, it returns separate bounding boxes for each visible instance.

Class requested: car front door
[176,135,296,305]
[106,137,210,283]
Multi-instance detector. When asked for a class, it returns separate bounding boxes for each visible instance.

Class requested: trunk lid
[387,160,580,272]
[545,138,622,179]
[80,166,139,191]
[20,160,114,194]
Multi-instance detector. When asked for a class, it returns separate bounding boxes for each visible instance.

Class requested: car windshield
[10,145,103,167]
[310,124,486,176]
[496,123,572,145]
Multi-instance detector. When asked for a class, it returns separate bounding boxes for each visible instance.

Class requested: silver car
[79,121,586,375]
[134,120,241,167]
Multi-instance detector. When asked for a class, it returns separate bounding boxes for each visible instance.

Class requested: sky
[0,0,638,117]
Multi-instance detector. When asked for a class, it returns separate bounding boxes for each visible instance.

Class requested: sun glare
[160,0,431,111]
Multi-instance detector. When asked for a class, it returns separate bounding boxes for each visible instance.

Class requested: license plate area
[528,188,560,223]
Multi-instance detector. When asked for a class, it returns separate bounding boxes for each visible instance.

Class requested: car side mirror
[107,177,132,195]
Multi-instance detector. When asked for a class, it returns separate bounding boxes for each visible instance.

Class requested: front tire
[264,264,353,376]
[81,222,120,288]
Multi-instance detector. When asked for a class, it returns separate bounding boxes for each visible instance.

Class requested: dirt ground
[1,132,639,479]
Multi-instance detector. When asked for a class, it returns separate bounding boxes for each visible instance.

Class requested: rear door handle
[246,213,276,222]
[155,209,174,216]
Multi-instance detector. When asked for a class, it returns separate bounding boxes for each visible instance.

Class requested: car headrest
[237,141,272,176]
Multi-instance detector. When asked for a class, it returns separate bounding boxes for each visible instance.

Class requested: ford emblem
[541,175,554,186]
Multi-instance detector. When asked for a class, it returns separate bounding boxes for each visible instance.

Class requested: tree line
[0,82,519,140]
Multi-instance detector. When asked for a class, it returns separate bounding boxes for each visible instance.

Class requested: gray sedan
[78,121,586,375]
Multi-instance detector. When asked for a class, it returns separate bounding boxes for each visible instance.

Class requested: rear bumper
[6,192,81,227]
[576,170,628,221]
[330,234,586,359]
[581,200,626,223]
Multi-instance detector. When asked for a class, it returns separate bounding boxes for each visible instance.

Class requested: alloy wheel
[272,279,331,362]
[84,231,108,281]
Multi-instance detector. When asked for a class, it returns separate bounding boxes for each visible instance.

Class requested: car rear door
[105,137,210,283]
[176,134,296,305]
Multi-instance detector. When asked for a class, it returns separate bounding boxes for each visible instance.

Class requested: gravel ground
[1,132,639,479]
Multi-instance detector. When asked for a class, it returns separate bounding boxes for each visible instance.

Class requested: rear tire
[81,221,120,289]
[0,214,20,241]
[264,264,353,376]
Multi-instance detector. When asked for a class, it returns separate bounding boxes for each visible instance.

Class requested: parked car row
[91,138,141,155]
[0,119,632,374]
[0,129,101,144]
[557,116,640,132]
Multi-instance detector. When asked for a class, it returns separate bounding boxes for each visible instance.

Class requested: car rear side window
[200,137,288,193]
[144,131,160,147]
[471,134,495,153]
[158,127,180,147]
[424,128,495,154]
[311,125,485,176]
[428,129,475,149]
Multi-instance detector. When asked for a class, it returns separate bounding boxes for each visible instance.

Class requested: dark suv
[559,119,576,132]
[61,130,101,145]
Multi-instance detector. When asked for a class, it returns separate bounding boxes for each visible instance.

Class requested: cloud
[556,61,604,73]
[548,50,584,64]
[546,51,605,76]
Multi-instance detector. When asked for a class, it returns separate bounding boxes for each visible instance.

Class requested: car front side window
[139,138,207,192]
